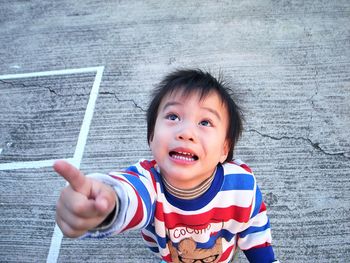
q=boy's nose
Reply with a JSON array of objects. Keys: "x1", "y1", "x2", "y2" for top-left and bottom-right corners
[
  {"x1": 176, "y1": 123, "x2": 196, "y2": 142},
  {"x1": 178, "y1": 134, "x2": 194, "y2": 142}
]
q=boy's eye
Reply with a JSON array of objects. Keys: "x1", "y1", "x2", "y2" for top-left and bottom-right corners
[
  {"x1": 199, "y1": 120, "x2": 212, "y2": 127},
  {"x1": 166, "y1": 114, "x2": 180, "y2": 121}
]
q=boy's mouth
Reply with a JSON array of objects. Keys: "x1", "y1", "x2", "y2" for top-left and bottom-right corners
[{"x1": 169, "y1": 151, "x2": 199, "y2": 162}]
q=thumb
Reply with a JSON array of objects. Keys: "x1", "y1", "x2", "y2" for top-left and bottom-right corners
[
  {"x1": 94, "y1": 196, "x2": 110, "y2": 214},
  {"x1": 91, "y1": 182, "x2": 117, "y2": 215},
  {"x1": 53, "y1": 160, "x2": 91, "y2": 196}
]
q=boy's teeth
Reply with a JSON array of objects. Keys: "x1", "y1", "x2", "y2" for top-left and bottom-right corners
[
  {"x1": 173, "y1": 154, "x2": 194, "y2": 161},
  {"x1": 178, "y1": 151, "x2": 194, "y2": 156},
  {"x1": 170, "y1": 151, "x2": 198, "y2": 161}
]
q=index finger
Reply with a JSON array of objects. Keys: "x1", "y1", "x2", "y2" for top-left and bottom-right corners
[{"x1": 53, "y1": 160, "x2": 89, "y2": 195}]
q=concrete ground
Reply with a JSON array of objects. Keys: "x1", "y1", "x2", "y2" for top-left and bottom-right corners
[{"x1": 0, "y1": 1, "x2": 349, "y2": 262}]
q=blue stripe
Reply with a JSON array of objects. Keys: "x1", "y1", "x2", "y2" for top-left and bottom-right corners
[
  {"x1": 126, "y1": 165, "x2": 143, "y2": 176},
  {"x1": 157, "y1": 235, "x2": 168, "y2": 249},
  {"x1": 221, "y1": 173, "x2": 255, "y2": 191},
  {"x1": 251, "y1": 186, "x2": 262, "y2": 218},
  {"x1": 243, "y1": 246, "x2": 275, "y2": 263},
  {"x1": 164, "y1": 165, "x2": 224, "y2": 211},
  {"x1": 195, "y1": 230, "x2": 236, "y2": 249},
  {"x1": 144, "y1": 224, "x2": 168, "y2": 249},
  {"x1": 239, "y1": 219, "x2": 270, "y2": 238},
  {"x1": 148, "y1": 246, "x2": 159, "y2": 253},
  {"x1": 118, "y1": 171, "x2": 153, "y2": 223}
]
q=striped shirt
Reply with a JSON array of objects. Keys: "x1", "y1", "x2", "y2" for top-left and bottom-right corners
[{"x1": 85, "y1": 159, "x2": 276, "y2": 263}]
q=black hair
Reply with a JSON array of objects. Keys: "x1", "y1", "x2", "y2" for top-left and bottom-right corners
[{"x1": 146, "y1": 68, "x2": 243, "y2": 163}]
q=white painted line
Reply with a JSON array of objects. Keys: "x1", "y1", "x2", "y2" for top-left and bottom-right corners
[
  {"x1": 0, "y1": 66, "x2": 105, "y2": 171},
  {"x1": 73, "y1": 66, "x2": 104, "y2": 165},
  {"x1": 0, "y1": 158, "x2": 74, "y2": 171},
  {"x1": 47, "y1": 225, "x2": 64, "y2": 263},
  {"x1": 0, "y1": 66, "x2": 103, "y2": 80},
  {"x1": 0, "y1": 66, "x2": 104, "y2": 262},
  {"x1": 46, "y1": 66, "x2": 104, "y2": 263}
]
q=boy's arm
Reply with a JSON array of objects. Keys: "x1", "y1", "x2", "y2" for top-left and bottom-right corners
[
  {"x1": 83, "y1": 162, "x2": 157, "y2": 238},
  {"x1": 54, "y1": 160, "x2": 117, "y2": 238},
  {"x1": 238, "y1": 185, "x2": 278, "y2": 263}
]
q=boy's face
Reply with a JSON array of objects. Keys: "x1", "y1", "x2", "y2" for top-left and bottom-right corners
[{"x1": 150, "y1": 89, "x2": 229, "y2": 190}]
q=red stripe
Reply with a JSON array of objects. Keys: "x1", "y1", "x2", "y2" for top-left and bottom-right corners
[
  {"x1": 219, "y1": 245, "x2": 235, "y2": 261},
  {"x1": 126, "y1": 171, "x2": 140, "y2": 178},
  {"x1": 240, "y1": 163, "x2": 252, "y2": 173},
  {"x1": 228, "y1": 160, "x2": 253, "y2": 174},
  {"x1": 123, "y1": 189, "x2": 144, "y2": 230},
  {"x1": 248, "y1": 242, "x2": 271, "y2": 250},
  {"x1": 259, "y1": 201, "x2": 267, "y2": 213},
  {"x1": 110, "y1": 177, "x2": 144, "y2": 231},
  {"x1": 162, "y1": 254, "x2": 172, "y2": 262},
  {"x1": 140, "y1": 160, "x2": 158, "y2": 192},
  {"x1": 155, "y1": 202, "x2": 252, "y2": 229},
  {"x1": 141, "y1": 232, "x2": 156, "y2": 243},
  {"x1": 155, "y1": 201, "x2": 165, "y2": 221}
]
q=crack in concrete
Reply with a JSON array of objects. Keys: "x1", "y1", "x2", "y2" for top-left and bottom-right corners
[
  {"x1": 246, "y1": 128, "x2": 350, "y2": 159},
  {"x1": 100, "y1": 91, "x2": 146, "y2": 112},
  {"x1": 246, "y1": 66, "x2": 350, "y2": 159},
  {"x1": 0, "y1": 79, "x2": 90, "y2": 97},
  {"x1": 0, "y1": 79, "x2": 61, "y2": 96},
  {"x1": 46, "y1": 86, "x2": 58, "y2": 95},
  {"x1": 306, "y1": 66, "x2": 319, "y2": 138}
]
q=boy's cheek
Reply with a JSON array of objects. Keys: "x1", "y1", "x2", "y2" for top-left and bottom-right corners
[{"x1": 149, "y1": 138, "x2": 158, "y2": 155}]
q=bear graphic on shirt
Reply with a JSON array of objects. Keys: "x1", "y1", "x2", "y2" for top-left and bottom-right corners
[{"x1": 168, "y1": 237, "x2": 223, "y2": 263}]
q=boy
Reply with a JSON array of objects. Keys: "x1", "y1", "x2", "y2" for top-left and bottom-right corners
[{"x1": 54, "y1": 69, "x2": 279, "y2": 262}]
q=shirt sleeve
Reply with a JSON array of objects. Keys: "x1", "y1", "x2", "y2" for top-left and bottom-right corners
[
  {"x1": 237, "y1": 183, "x2": 277, "y2": 263},
  {"x1": 244, "y1": 246, "x2": 278, "y2": 263},
  {"x1": 82, "y1": 161, "x2": 157, "y2": 238}
]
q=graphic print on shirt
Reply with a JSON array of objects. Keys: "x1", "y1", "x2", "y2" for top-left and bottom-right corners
[
  {"x1": 168, "y1": 237, "x2": 223, "y2": 263},
  {"x1": 165, "y1": 220, "x2": 225, "y2": 263}
]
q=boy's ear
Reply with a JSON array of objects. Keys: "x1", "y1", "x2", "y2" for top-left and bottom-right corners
[
  {"x1": 149, "y1": 135, "x2": 156, "y2": 151},
  {"x1": 220, "y1": 140, "x2": 230, "y2": 163},
  {"x1": 148, "y1": 133, "x2": 154, "y2": 145}
]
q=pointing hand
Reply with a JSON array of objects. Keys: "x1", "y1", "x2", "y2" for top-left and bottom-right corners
[{"x1": 54, "y1": 160, "x2": 116, "y2": 238}]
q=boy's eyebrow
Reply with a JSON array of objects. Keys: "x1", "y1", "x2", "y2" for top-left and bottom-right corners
[
  {"x1": 162, "y1": 101, "x2": 183, "y2": 111},
  {"x1": 201, "y1": 107, "x2": 222, "y2": 121},
  {"x1": 162, "y1": 101, "x2": 222, "y2": 121}
]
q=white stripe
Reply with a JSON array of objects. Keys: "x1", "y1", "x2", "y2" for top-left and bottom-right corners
[
  {"x1": 238, "y1": 228, "x2": 272, "y2": 250},
  {"x1": 154, "y1": 217, "x2": 167, "y2": 238},
  {"x1": 135, "y1": 162, "x2": 158, "y2": 202},
  {"x1": 108, "y1": 170, "x2": 156, "y2": 230},
  {"x1": 46, "y1": 66, "x2": 104, "y2": 263},
  {"x1": 222, "y1": 210, "x2": 268, "y2": 232},
  {"x1": 248, "y1": 210, "x2": 268, "y2": 227},
  {"x1": 222, "y1": 160, "x2": 254, "y2": 175},
  {"x1": 157, "y1": 187, "x2": 254, "y2": 215},
  {"x1": 121, "y1": 182, "x2": 140, "y2": 228},
  {"x1": 222, "y1": 219, "x2": 247, "y2": 234},
  {"x1": 141, "y1": 228, "x2": 158, "y2": 243}
]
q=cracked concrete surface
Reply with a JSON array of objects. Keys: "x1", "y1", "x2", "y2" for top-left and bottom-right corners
[
  {"x1": 247, "y1": 128, "x2": 350, "y2": 158},
  {"x1": 0, "y1": 1, "x2": 349, "y2": 262},
  {"x1": 99, "y1": 91, "x2": 147, "y2": 112}
]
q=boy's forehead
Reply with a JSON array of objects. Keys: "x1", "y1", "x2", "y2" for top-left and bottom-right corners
[
  {"x1": 158, "y1": 88, "x2": 228, "y2": 118},
  {"x1": 161, "y1": 88, "x2": 220, "y2": 104}
]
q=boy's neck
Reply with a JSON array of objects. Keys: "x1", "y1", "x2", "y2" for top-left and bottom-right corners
[{"x1": 161, "y1": 168, "x2": 217, "y2": 200}]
